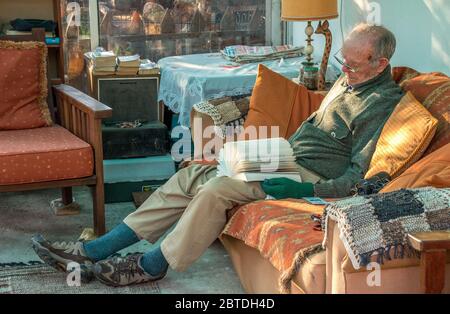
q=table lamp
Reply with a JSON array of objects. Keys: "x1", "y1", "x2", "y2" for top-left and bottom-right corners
[{"x1": 281, "y1": 0, "x2": 338, "y2": 90}]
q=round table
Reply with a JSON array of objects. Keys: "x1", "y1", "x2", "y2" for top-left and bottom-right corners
[{"x1": 157, "y1": 52, "x2": 305, "y2": 127}]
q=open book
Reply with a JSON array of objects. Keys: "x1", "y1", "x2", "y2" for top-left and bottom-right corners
[{"x1": 216, "y1": 137, "x2": 302, "y2": 182}]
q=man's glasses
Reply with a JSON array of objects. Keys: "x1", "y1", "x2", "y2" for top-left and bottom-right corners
[{"x1": 333, "y1": 49, "x2": 357, "y2": 73}]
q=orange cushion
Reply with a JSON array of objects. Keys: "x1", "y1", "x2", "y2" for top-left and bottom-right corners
[
  {"x1": 380, "y1": 143, "x2": 450, "y2": 193},
  {"x1": 0, "y1": 41, "x2": 52, "y2": 130},
  {"x1": 240, "y1": 64, "x2": 324, "y2": 140},
  {"x1": 0, "y1": 125, "x2": 93, "y2": 185},
  {"x1": 287, "y1": 83, "x2": 325, "y2": 139},
  {"x1": 392, "y1": 66, "x2": 450, "y2": 155},
  {"x1": 365, "y1": 91, "x2": 438, "y2": 179}
]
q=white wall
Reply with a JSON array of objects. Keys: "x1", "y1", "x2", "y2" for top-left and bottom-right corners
[{"x1": 292, "y1": 0, "x2": 450, "y2": 75}]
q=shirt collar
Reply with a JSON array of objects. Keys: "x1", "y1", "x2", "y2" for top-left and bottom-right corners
[{"x1": 341, "y1": 65, "x2": 393, "y2": 94}]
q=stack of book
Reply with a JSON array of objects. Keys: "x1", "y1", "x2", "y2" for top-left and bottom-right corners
[
  {"x1": 84, "y1": 50, "x2": 117, "y2": 75},
  {"x1": 138, "y1": 59, "x2": 159, "y2": 75},
  {"x1": 216, "y1": 137, "x2": 302, "y2": 182},
  {"x1": 116, "y1": 54, "x2": 140, "y2": 75}
]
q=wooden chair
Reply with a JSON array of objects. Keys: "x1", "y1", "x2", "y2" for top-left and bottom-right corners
[{"x1": 0, "y1": 28, "x2": 112, "y2": 235}]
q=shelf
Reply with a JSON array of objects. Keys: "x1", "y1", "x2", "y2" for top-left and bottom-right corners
[{"x1": 102, "y1": 30, "x2": 263, "y2": 42}]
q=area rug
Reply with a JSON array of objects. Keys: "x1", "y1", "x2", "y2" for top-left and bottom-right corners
[{"x1": 0, "y1": 261, "x2": 160, "y2": 294}]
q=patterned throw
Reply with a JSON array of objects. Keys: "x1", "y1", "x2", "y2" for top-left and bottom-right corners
[
  {"x1": 221, "y1": 45, "x2": 303, "y2": 63},
  {"x1": 222, "y1": 199, "x2": 326, "y2": 293},
  {"x1": 322, "y1": 187, "x2": 450, "y2": 270}
]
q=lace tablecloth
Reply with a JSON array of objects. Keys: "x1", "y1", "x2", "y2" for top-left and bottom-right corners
[{"x1": 158, "y1": 53, "x2": 304, "y2": 127}]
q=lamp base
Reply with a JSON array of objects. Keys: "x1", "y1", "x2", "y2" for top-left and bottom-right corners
[{"x1": 304, "y1": 21, "x2": 315, "y2": 64}]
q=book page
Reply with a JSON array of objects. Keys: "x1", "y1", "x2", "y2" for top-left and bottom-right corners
[{"x1": 217, "y1": 137, "x2": 299, "y2": 179}]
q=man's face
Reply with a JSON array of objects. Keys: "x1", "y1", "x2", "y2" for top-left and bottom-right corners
[{"x1": 340, "y1": 40, "x2": 382, "y2": 86}]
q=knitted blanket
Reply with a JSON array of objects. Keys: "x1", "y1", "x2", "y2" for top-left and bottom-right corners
[
  {"x1": 193, "y1": 96, "x2": 250, "y2": 139},
  {"x1": 322, "y1": 187, "x2": 450, "y2": 270}
]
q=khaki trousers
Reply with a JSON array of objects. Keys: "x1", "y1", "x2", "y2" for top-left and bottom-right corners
[{"x1": 123, "y1": 163, "x2": 322, "y2": 271}]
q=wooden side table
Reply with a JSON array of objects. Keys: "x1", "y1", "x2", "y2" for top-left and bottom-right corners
[{"x1": 408, "y1": 231, "x2": 450, "y2": 294}]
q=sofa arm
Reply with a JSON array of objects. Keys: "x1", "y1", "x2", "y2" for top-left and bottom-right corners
[
  {"x1": 324, "y1": 219, "x2": 351, "y2": 293},
  {"x1": 408, "y1": 231, "x2": 450, "y2": 293}
]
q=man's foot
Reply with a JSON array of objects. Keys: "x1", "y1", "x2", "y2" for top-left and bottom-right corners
[
  {"x1": 93, "y1": 253, "x2": 167, "y2": 287},
  {"x1": 31, "y1": 234, "x2": 94, "y2": 283}
]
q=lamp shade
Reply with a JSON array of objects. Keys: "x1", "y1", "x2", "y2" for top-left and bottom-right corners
[{"x1": 281, "y1": 0, "x2": 338, "y2": 21}]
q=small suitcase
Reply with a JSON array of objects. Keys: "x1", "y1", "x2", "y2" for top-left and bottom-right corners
[{"x1": 102, "y1": 120, "x2": 169, "y2": 159}]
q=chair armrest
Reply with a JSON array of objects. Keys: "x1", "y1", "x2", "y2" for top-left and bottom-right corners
[
  {"x1": 53, "y1": 84, "x2": 112, "y2": 120},
  {"x1": 52, "y1": 84, "x2": 112, "y2": 179}
]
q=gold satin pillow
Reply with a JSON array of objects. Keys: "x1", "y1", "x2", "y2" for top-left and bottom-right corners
[{"x1": 365, "y1": 91, "x2": 438, "y2": 179}]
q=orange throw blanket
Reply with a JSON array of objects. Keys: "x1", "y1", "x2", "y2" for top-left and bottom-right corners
[{"x1": 222, "y1": 199, "x2": 327, "y2": 293}]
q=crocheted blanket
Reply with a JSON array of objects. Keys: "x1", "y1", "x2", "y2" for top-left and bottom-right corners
[
  {"x1": 322, "y1": 187, "x2": 450, "y2": 270},
  {"x1": 193, "y1": 96, "x2": 250, "y2": 139},
  {"x1": 222, "y1": 199, "x2": 326, "y2": 293}
]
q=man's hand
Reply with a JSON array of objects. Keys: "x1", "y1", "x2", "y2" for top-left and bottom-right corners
[{"x1": 261, "y1": 178, "x2": 314, "y2": 200}]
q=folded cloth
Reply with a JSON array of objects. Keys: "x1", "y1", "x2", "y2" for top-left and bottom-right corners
[
  {"x1": 10, "y1": 18, "x2": 57, "y2": 33},
  {"x1": 322, "y1": 187, "x2": 450, "y2": 270}
]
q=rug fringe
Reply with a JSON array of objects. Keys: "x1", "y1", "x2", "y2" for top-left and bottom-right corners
[{"x1": 278, "y1": 244, "x2": 324, "y2": 294}]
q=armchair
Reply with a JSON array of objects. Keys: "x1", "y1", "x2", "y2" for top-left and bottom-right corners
[{"x1": 0, "y1": 29, "x2": 112, "y2": 235}]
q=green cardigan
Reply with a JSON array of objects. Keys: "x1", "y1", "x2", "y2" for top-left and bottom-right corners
[{"x1": 288, "y1": 66, "x2": 404, "y2": 198}]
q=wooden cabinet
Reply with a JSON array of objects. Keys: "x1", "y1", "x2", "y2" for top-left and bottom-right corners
[{"x1": 85, "y1": 68, "x2": 164, "y2": 124}]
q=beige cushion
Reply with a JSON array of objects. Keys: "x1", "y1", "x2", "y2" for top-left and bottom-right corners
[{"x1": 365, "y1": 91, "x2": 438, "y2": 179}]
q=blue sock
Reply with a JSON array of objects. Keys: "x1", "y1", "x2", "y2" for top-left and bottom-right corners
[
  {"x1": 140, "y1": 245, "x2": 169, "y2": 277},
  {"x1": 83, "y1": 223, "x2": 140, "y2": 262}
]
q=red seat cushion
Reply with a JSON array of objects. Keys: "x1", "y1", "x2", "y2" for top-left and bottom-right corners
[{"x1": 0, "y1": 125, "x2": 93, "y2": 185}]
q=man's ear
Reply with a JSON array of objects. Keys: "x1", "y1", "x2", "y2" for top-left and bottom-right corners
[{"x1": 377, "y1": 58, "x2": 389, "y2": 73}]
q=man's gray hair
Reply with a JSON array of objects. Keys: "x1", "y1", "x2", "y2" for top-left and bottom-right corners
[{"x1": 349, "y1": 23, "x2": 397, "y2": 60}]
